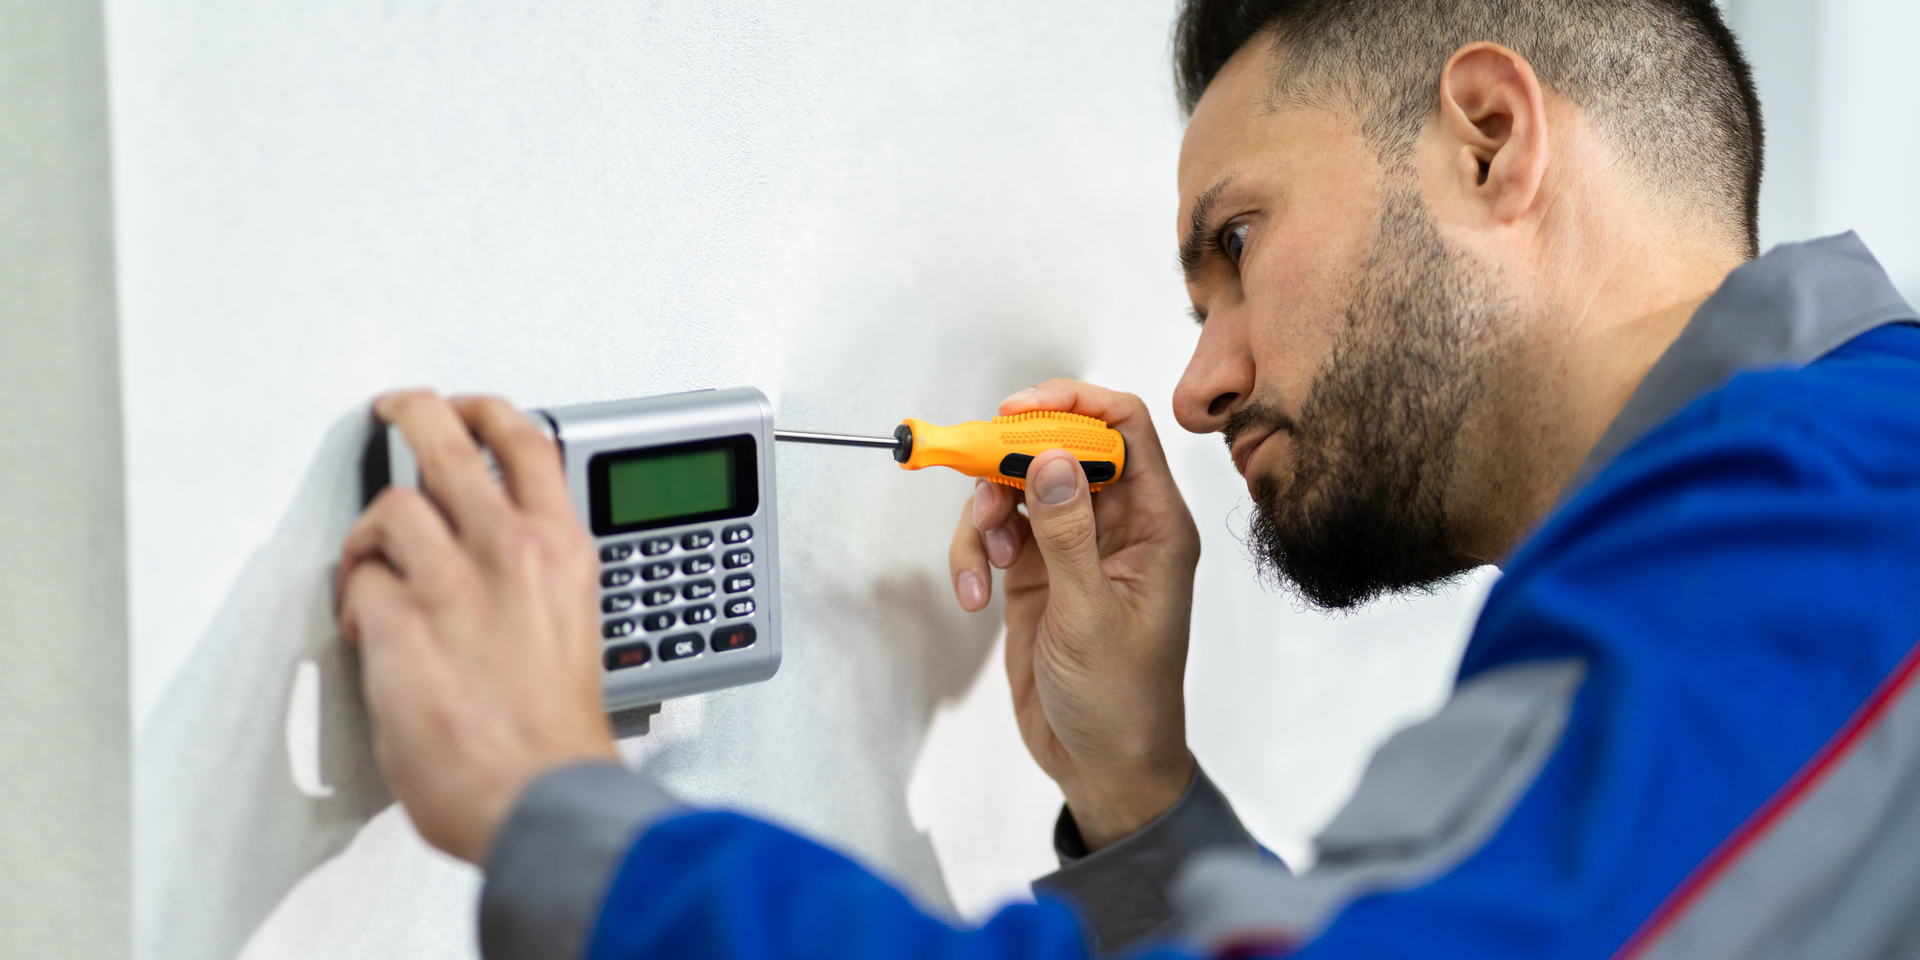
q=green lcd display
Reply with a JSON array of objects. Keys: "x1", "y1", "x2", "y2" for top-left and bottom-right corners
[
  {"x1": 587, "y1": 434, "x2": 758, "y2": 535},
  {"x1": 605, "y1": 448, "x2": 734, "y2": 527}
]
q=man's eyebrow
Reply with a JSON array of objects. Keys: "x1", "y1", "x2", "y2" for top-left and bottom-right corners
[{"x1": 1179, "y1": 176, "x2": 1234, "y2": 284}]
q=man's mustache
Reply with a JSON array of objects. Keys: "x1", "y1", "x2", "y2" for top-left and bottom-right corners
[{"x1": 1222, "y1": 399, "x2": 1298, "y2": 452}]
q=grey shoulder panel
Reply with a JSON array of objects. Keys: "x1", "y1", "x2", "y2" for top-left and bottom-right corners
[
  {"x1": 1173, "y1": 658, "x2": 1586, "y2": 953},
  {"x1": 1636, "y1": 660, "x2": 1920, "y2": 960},
  {"x1": 1031, "y1": 764, "x2": 1268, "y2": 955},
  {"x1": 479, "y1": 761, "x2": 684, "y2": 960}
]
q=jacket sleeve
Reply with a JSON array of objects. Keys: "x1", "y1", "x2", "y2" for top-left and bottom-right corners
[
  {"x1": 1031, "y1": 764, "x2": 1274, "y2": 954},
  {"x1": 479, "y1": 762, "x2": 1203, "y2": 960}
]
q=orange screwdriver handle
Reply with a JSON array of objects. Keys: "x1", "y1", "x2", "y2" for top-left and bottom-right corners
[{"x1": 897, "y1": 411, "x2": 1127, "y2": 492}]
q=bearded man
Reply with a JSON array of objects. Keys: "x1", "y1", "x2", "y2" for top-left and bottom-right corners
[{"x1": 338, "y1": 0, "x2": 1920, "y2": 957}]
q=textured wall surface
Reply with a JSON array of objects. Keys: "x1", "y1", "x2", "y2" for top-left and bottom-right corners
[
  {"x1": 0, "y1": 0, "x2": 131, "y2": 955},
  {"x1": 106, "y1": 2, "x2": 1488, "y2": 958}
]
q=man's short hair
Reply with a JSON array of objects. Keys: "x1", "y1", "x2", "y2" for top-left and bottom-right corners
[{"x1": 1174, "y1": 0, "x2": 1763, "y2": 257}]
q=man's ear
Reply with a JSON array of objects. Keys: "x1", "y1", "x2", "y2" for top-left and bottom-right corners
[{"x1": 1438, "y1": 42, "x2": 1550, "y2": 224}]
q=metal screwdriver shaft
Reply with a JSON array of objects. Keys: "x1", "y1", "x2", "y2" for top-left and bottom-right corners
[{"x1": 773, "y1": 430, "x2": 900, "y2": 449}]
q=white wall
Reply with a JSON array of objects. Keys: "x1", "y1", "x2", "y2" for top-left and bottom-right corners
[
  {"x1": 1726, "y1": 0, "x2": 1920, "y2": 299},
  {"x1": 0, "y1": 0, "x2": 129, "y2": 955},
  {"x1": 101, "y1": 2, "x2": 1514, "y2": 958}
]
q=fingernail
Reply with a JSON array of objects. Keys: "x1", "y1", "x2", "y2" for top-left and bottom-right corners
[
  {"x1": 1001, "y1": 387, "x2": 1038, "y2": 407},
  {"x1": 973, "y1": 480, "x2": 992, "y2": 527},
  {"x1": 984, "y1": 524, "x2": 1016, "y2": 567},
  {"x1": 1034, "y1": 457, "x2": 1078, "y2": 505},
  {"x1": 958, "y1": 570, "x2": 986, "y2": 610}
]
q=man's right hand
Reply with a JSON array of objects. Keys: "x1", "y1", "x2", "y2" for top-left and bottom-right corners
[{"x1": 948, "y1": 379, "x2": 1201, "y2": 851}]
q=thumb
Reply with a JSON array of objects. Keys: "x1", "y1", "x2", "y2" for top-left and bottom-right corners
[{"x1": 1024, "y1": 450, "x2": 1110, "y2": 613}]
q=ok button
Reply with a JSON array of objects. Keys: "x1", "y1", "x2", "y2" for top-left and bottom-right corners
[{"x1": 658, "y1": 633, "x2": 705, "y2": 661}]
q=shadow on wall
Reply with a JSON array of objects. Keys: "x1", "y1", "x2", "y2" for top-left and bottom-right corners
[
  {"x1": 137, "y1": 407, "x2": 1014, "y2": 958},
  {"x1": 136, "y1": 412, "x2": 390, "y2": 960}
]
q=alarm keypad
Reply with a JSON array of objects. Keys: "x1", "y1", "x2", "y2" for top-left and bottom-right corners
[{"x1": 598, "y1": 523, "x2": 763, "y2": 672}]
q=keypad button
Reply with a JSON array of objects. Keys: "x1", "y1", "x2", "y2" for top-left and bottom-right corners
[
  {"x1": 640, "y1": 562, "x2": 674, "y2": 581},
  {"x1": 601, "y1": 567, "x2": 635, "y2": 588},
  {"x1": 681, "y1": 556, "x2": 715, "y2": 576},
  {"x1": 723, "y1": 549, "x2": 753, "y2": 569},
  {"x1": 603, "y1": 619, "x2": 636, "y2": 639},
  {"x1": 659, "y1": 633, "x2": 705, "y2": 661},
  {"x1": 641, "y1": 588, "x2": 676, "y2": 607},
  {"x1": 711, "y1": 624, "x2": 756, "y2": 652},
  {"x1": 682, "y1": 580, "x2": 716, "y2": 600},
  {"x1": 722, "y1": 524, "x2": 753, "y2": 544},
  {"x1": 724, "y1": 598, "x2": 755, "y2": 618},
  {"x1": 724, "y1": 574, "x2": 754, "y2": 594},
  {"x1": 602, "y1": 593, "x2": 636, "y2": 614},
  {"x1": 600, "y1": 543, "x2": 634, "y2": 563},
  {"x1": 683, "y1": 604, "x2": 716, "y2": 625},
  {"x1": 603, "y1": 641, "x2": 651, "y2": 671},
  {"x1": 642, "y1": 612, "x2": 677, "y2": 632},
  {"x1": 641, "y1": 537, "x2": 674, "y2": 556},
  {"x1": 681, "y1": 530, "x2": 714, "y2": 550}
]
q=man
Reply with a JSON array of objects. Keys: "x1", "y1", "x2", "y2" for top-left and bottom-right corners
[{"x1": 338, "y1": 0, "x2": 1920, "y2": 957}]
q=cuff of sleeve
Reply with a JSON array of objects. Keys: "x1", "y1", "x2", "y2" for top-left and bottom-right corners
[
  {"x1": 1031, "y1": 764, "x2": 1267, "y2": 955},
  {"x1": 479, "y1": 761, "x2": 683, "y2": 960}
]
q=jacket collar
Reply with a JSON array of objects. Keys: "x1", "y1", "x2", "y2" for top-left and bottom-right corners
[{"x1": 1562, "y1": 231, "x2": 1917, "y2": 499}]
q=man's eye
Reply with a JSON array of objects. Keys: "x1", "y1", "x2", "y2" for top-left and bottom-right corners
[{"x1": 1225, "y1": 224, "x2": 1249, "y2": 264}]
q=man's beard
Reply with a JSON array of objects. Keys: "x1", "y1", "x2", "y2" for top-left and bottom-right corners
[{"x1": 1232, "y1": 186, "x2": 1509, "y2": 611}]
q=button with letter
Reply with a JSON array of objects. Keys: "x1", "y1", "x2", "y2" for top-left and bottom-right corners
[
  {"x1": 682, "y1": 581, "x2": 715, "y2": 600},
  {"x1": 659, "y1": 633, "x2": 705, "y2": 661},
  {"x1": 724, "y1": 574, "x2": 754, "y2": 594},
  {"x1": 602, "y1": 593, "x2": 636, "y2": 614},
  {"x1": 642, "y1": 612, "x2": 677, "y2": 632},
  {"x1": 603, "y1": 618, "x2": 636, "y2": 639},
  {"x1": 681, "y1": 530, "x2": 714, "y2": 550},
  {"x1": 723, "y1": 549, "x2": 753, "y2": 569},
  {"x1": 601, "y1": 568, "x2": 635, "y2": 588},
  {"x1": 683, "y1": 604, "x2": 716, "y2": 625},
  {"x1": 640, "y1": 562, "x2": 673, "y2": 581},
  {"x1": 600, "y1": 543, "x2": 634, "y2": 563},
  {"x1": 724, "y1": 598, "x2": 755, "y2": 619},
  {"x1": 681, "y1": 556, "x2": 715, "y2": 576},
  {"x1": 603, "y1": 641, "x2": 651, "y2": 671},
  {"x1": 711, "y1": 624, "x2": 756, "y2": 652},
  {"x1": 641, "y1": 588, "x2": 675, "y2": 607},
  {"x1": 641, "y1": 537, "x2": 674, "y2": 556},
  {"x1": 722, "y1": 525, "x2": 752, "y2": 545}
]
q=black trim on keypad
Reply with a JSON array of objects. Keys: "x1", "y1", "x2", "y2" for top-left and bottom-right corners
[
  {"x1": 683, "y1": 581, "x2": 715, "y2": 600},
  {"x1": 723, "y1": 574, "x2": 754, "y2": 594},
  {"x1": 722, "y1": 524, "x2": 752, "y2": 544},
  {"x1": 603, "y1": 619, "x2": 636, "y2": 639},
  {"x1": 681, "y1": 556, "x2": 715, "y2": 575},
  {"x1": 723, "y1": 549, "x2": 753, "y2": 569},
  {"x1": 601, "y1": 568, "x2": 635, "y2": 588},
  {"x1": 642, "y1": 612, "x2": 677, "y2": 632}
]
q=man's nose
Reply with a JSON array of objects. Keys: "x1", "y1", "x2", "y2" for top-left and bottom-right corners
[{"x1": 1172, "y1": 311, "x2": 1254, "y2": 435}]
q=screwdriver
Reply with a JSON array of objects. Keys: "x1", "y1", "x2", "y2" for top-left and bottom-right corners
[{"x1": 775, "y1": 412, "x2": 1127, "y2": 491}]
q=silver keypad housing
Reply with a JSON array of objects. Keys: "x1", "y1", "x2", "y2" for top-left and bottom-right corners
[{"x1": 379, "y1": 387, "x2": 781, "y2": 712}]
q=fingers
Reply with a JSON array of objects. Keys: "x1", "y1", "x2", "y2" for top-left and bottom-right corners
[
  {"x1": 1021, "y1": 449, "x2": 1111, "y2": 616},
  {"x1": 951, "y1": 481, "x2": 1035, "y2": 612},
  {"x1": 451, "y1": 396, "x2": 570, "y2": 520},
  {"x1": 341, "y1": 487, "x2": 468, "y2": 603},
  {"x1": 950, "y1": 497, "x2": 992, "y2": 612},
  {"x1": 375, "y1": 390, "x2": 512, "y2": 540}
]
